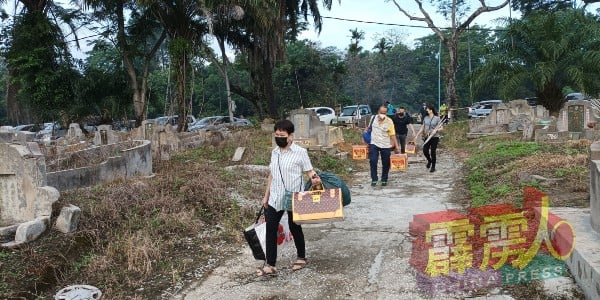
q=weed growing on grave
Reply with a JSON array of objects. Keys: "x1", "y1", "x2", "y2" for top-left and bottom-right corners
[
  {"x1": 446, "y1": 122, "x2": 591, "y2": 208},
  {"x1": 0, "y1": 127, "x2": 364, "y2": 298}
]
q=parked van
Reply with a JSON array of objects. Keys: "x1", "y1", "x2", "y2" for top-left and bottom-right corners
[{"x1": 335, "y1": 104, "x2": 372, "y2": 125}]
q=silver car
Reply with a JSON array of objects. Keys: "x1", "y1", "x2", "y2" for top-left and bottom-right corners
[{"x1": 188, "y1": 116, "x2": 252, "y2": 131}]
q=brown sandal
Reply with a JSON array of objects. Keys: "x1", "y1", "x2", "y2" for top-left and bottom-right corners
[
  {"x1": 292, "y1": 259, "x2": 307, "y2": 271},
  {"x1": 256, "y1": 265, "x2": 278, "y2": 277}
]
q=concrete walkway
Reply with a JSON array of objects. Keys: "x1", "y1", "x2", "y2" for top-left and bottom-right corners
[{"x1": 172, "y1": 147, "x2": 581, "y2": 299}]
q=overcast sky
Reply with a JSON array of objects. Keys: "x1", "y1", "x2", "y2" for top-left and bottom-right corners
[
  {"x1": 297, "y1": 0, "x2": 600, "y2": 51},
  {"x1": 4, "y1": 0, "x2": 599, "y2": 59},
  {"x1": 297, "y1": 0, "x2": 516, "y2": 51}
]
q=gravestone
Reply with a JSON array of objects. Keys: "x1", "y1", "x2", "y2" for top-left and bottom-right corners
[
  {"x1": 289, "y1": 108, "x2": 323, "y2": 147},
  {"x1": 0, "y1": 143, "x2": 59, "y2": 227},
  {"x1": 287, "y1": 109, "x2": 343, "y2": 149},
  {"x1": 93, "y1": 125, "x2": 119, "y2": 145},
  {"x1": 535, "y1": 105, "x2": 550, "y2": 119},
  {"x1": 568, "y1": 105, "x2": 585, "y2": 133},
  {"x1": 495, "y1": 107, "x2": 510, "y2": 125},
  {"x1": 557, "y1": 100, "x2": 592, "y2": 133},
  {"x1": 66, "y1": 123, "x2": 84, "y2": 143},
  {"x1": 135, "y1": 119, "x2": 181, "y2": 160}
]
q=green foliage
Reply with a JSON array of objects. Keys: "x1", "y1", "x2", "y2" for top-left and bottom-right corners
[
  {"x1": 274, "y1": 40, "x2": 346, "y2": 115},
  {"x1": 465, "y1": 142, "x2": 543, "y2": 169},
  {"x1": 0, "y1": 60, "x2": 6, "y2": 125},
  {"x1": 73, "y1": 252, "x2": 95, "y2": 273},
  {"x1": 511, "y1": 0, "x2": 575, "y2": 16},
  {"x1": 474, "y1": 8, "x2": 600, "y2": 113},
  {"x1": 79, "y1": 41, "x2": 130, "y2": 123},
  {"x1": 3, "y1": 9, "x2": 81, "y2": 124},
  {"x1": 554, "y1": 166, "x2": 587, "y2": 181},
  {"x1": 309, "y1": 152, "x2": 352, "y2": 175}
]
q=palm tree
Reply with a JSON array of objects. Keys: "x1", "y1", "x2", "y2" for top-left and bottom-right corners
[
  {"x1": 474, "y1": 9, "x2": 600, "y2": 115},
  {"x1": 372, "y1": 37, "x2": 392, "y2": 56},
  {"x1": 209, "y1": 0, "x2": 334, "y2": 118},
  {"x1": 348, "y1": 28, "x2": 364, "y2": 57},
  {"x1": 138, "y1": 0, "x2": 209, "y2": 131}
]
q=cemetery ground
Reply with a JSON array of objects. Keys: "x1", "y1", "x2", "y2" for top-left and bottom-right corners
[{"x1": 0, "y1": 122, "x2": 590, "y2": 299}]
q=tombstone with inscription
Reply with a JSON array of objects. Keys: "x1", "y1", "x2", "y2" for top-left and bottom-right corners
[
  {"x1": 286, "y1": 109, "x2": 344, "y2": 150},
  {"x1": 0, "y1": 142, "x2": 59, "y2": 245},
  {"x1": 557, "y1": 100, "x2": 592, "y2": 134},
  {"x1": 93, "y1": 125, "x2": 119, "y2": 145},
  {"x1": 289, "y1": 108, "x2": 323, "y2": 147}
]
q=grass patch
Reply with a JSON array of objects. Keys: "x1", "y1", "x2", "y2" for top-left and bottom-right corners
[
  {"x1": 0, "y1": 127, "x2": 359, "y2": 298},
  {"x1": 445, "y1": 121, "x2": 590, "y2": 208}
]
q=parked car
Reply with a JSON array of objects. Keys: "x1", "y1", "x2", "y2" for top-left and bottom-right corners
[
  {"x1": 188, "y1": 116, "x2": 252, "y2": 131},
  {"x1": 14, "y1": 124, "x2": 42, "y2": 132},
  {"x1": 156, "y1": 115, "x2": 197, "y2": 127},
  {"x1": 34, "y1": 122, "x2": 64, "y2": 142},
  {"x1": 565, "y1": 92, "x2": 586, "y2": 101},
  {"x1": 306, "y1": 107, "x2": 337, "y2": 125},
  {"x1": 526, "y1": 97, "x2": 539, "y2": 106},
  {"x1": 335, "y1": 104, "x2": 372, "y2": 125},
  {"x1": 468, "y1": 100, "x2": 503, "y2": 118}
]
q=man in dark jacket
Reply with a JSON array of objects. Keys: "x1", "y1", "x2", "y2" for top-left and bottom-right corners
[{"x1": 391, "y1": 107, "x2": 416, "y2": 154}]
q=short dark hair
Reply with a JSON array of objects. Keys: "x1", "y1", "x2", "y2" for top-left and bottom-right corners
[
  {"x1": 385, "y1": 101, "x2": 390, "y2": 104},
  {"x1": 274, "y1": 119, "x2": 294, "y2": 134}
]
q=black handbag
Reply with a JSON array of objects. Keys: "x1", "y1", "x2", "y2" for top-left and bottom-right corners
[{"x1": 243, "y1": 207, "x2": 266, "y2": 260}]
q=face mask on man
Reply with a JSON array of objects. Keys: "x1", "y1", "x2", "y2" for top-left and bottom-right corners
[
  {"x1": 275, "y1": 136, "x2": 289, "y2": 148},
  {"x1": 378, "y1": 114, "x2": 386, "y2": 120},
  {"x1": 398, "y1": 112, "x2": 405, "y2": 117}
]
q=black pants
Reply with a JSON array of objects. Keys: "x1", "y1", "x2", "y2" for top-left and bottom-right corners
[
  {"x1": 423, "y1": 137, "x2": 440, "y2": 166},
  {"x1": 265, "y1": 205, "x2": 305, "y2": 266},
  {"x1": 396, "y1": 134, "x2": 407, "y2": 154}
]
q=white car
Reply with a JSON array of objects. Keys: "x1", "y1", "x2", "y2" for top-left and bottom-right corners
[
  {"x1": 306, "y1": 107, "x2": 337, "y2": 125},
  {"x1": 468, "y1": 100, "x2": 503, "y2": 118},
  {"x1": 335, "y1": 105, "x2": 372, "y2": 125}
]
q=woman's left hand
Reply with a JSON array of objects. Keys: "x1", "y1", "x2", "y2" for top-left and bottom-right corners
[{"x1": 311, "y1": 175, "x2": 321, "y2": 186}]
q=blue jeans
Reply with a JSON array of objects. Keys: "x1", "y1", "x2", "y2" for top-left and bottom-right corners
[{"x1": 369, "y1": 144, "x2": 391, "y2": 182}]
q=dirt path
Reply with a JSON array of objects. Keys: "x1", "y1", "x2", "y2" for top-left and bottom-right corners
[{"x1": 172, "y1": 148, "x2": 470, "y2": 300}]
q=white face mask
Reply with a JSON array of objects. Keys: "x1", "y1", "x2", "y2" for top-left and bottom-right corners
[{"x1": 378, "y1": 114, "x2": 386, "y2": 119}]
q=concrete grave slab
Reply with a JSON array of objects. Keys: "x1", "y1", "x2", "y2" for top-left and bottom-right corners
[
  {"x1": 54, "y1": 204, "x2": 82, "y2": 234},
  {"x1": 14, "y1": 218, "x2": 47, "y2": 243},
  {"x1": 231, "y1": 147, "x2": 246, "y2": 162},
  {"x1": 0, "y1": 143, "x2": 59, "y2": 226},
  {"x1": 551, "y1": 208, "x2": 600, "y2": 300}
]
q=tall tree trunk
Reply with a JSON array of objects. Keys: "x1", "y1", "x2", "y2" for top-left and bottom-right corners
[
  {"x1": 116, "y1": 2, "x2": 166, "y2": 127},
  {"x1": 262, "y1": 61, "x2": 277, "y2": 118},
  {"x1": 174, "y1": 52, "x2": 190, "y2": 132},
  {"x1": 445, "y1": 36, "x2": 459, "y2": 111},
  {"x1": 538, "y1": 83, "x2": 563, "y2": 116},
  {"x1": 5, "y1": 68, "x2": 24, "y2": 124},
  {"x1": 218, "y1": 39, "x2": 234, "y2": 123}
]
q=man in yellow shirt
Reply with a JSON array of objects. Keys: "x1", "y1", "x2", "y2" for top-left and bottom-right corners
[{"x1": 368, "y1": 105, "x2": 400, "y2": 186}]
